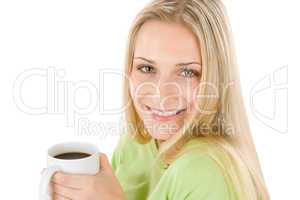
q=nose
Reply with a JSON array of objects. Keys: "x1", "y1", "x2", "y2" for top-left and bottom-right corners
[
  {"x1": 152, "y1": 76, "x2": 184, "y2": 110},
  {"x1": 158, "y1": 79, "x2": 178, "y2": 97}
]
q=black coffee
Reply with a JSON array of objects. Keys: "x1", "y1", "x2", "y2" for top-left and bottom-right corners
[{"x1": 54, "y1": 152, "x2": 91, "y2": 160}]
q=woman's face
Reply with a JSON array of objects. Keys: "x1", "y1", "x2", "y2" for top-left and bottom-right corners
[{"x1": 129, "y1": 20, "x2": 202, "y2": 141}]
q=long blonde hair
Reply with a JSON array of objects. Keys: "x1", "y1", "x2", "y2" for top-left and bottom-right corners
[{"x1": 122, "y1": 0, "x2": 269, "y2": 199}]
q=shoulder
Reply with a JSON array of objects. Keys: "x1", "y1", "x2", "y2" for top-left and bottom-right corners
[
  {"x1": 111, "y1": 132, "x2": 153, "y2": 170},
  {"x1": 111, "y1": 133, "x2": 132, "y2": 171},
  {"x1": 113, "y1": 132, "x2": 150, "y2": 156},
  {"x1": 160, "y1": 139, "x2": 236, "y2": 199}
]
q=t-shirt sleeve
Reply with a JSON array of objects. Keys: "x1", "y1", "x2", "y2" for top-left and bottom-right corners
[
  {"x1": 111, "y1": 146, "x2": 119, "y2": 172},
  {"x1": 148, "y1": 153, "x2": 234, "y2": 200},
  {"x1": 110, "y1": 133, "x2": 127, "y2": 172}
]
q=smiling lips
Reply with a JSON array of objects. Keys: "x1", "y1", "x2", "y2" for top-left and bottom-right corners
[{"x1": 145, "y1": 105, "x2": 186, "y2": 122}]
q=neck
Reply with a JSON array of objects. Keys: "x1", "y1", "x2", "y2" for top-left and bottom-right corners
[{"x1": 155, "y1": 139, "x2": 164, "y2": 150}]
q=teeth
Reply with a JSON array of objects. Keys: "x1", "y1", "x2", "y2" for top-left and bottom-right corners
[
  {"x1": 145, "y1": 105, "x2": 186, "y2": 117},
  {"x1": 148, "y1": 107, "x2": 185, "y2": 117},
  {"x1": 152, "y1": 109, "x2": 177, "y2": 117}
]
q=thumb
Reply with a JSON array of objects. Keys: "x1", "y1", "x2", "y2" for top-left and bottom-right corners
[{"x1": 99, "y1": 152, "x2": 113, "y2": 172}]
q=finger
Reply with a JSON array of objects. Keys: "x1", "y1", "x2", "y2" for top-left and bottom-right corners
[
  {"x1": 51, "y1": 182, "x2": 80, "y2": 199},
  {"x1": 99, "y1": 152, "x2": 113, "y2": 172},
  {"x1": 52, "y1": 171, "x2": 90, "y2": 189},
  {"x1": 53, "y1": 192, "x2": 72, "y2": 200}
]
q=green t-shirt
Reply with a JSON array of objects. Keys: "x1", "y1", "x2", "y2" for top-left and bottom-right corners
[{"x1": 111, "y1": 133, "x2": 238, "y2": 200}]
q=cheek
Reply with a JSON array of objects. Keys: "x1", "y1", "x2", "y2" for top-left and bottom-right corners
[
  {"x1": 129, "y1": 75, "x2": 154, "y2": 115},
  {"x1": 129, "y1": 71, "x2": 155, "y2": 94},
  {"x1": 129, "y1": 72, "x2": 143, "y2": 100},
  {"x1": 130, "y1": 69, "x2": 146, "y2": 83},
  {"x1": 179, "y1": 79, "x2": 200, "y2": 110}
]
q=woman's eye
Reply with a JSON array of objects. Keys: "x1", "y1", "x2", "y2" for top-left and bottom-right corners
[
  {"x1": 180, "y1": 68, "x2": 200, "y2": 78},
  {"x1": 137, "y1": 65, "x2": 156, "y2": 73}
]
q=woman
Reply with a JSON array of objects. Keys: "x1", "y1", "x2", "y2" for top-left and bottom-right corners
[{"x1": 51, "y1": 0, "x2": 270, "y2": 199}]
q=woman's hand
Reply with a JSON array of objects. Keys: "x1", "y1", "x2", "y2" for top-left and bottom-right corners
[{"x1": 51, "y1": 153, "x2": 125, "y2": 200}]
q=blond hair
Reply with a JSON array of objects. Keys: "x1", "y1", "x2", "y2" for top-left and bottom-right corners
[{"x1": 122, "y1": 0, "x2": 269, "y2": 199}]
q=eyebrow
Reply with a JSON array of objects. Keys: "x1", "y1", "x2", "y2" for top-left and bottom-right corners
[{"x1": 134, "y1": 57, "x2": 202, "y2": 67}]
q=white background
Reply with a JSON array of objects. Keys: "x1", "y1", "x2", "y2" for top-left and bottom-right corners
[{"x1": 0, "y1": 0, "x2": 298, "y2": 199}]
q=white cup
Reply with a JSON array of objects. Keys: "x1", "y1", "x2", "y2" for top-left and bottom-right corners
[{"x1": 39, "y1": 142, "x2": 100, "y2": 200}]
